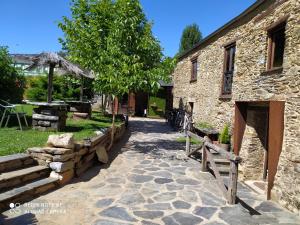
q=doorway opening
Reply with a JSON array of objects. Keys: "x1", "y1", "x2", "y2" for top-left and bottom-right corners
[{"x1": 234, "y1": 101, "x2": 284, "y2": 199}]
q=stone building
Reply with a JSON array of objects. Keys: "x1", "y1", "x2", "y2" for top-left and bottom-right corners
[{"x1": 172, "y1": 0, "x2": 299, "y2": 213}]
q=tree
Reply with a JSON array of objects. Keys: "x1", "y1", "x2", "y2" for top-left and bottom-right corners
[
  {"x1": 0, "y1": 47, "x2": 25, "y2": 103},
  {"x1": 59, "y1": 0, "x2": 175, "y2": 147},
  {"x1": 178, "y1": 23, "x2": 202, "y2": 55}
]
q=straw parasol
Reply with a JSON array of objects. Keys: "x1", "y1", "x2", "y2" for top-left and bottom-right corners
[{"x1": 27, "y1": 52, "x2": 94, "y2": 103}]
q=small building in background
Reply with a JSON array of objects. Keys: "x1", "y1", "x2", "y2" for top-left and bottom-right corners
[{"x1": 11, "y1": 54, "x2": 49, "y2": 76}]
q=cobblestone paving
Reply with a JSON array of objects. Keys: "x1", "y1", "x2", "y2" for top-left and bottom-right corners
[{"x1": 1, "y1": 118, "x2": 300, "y2": 225}]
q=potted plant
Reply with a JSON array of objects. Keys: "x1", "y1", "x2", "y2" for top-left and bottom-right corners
[{"x1": 218, "y1": 124, "x2": 230, "y2": 151}]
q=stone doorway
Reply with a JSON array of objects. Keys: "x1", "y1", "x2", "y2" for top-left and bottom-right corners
[{"x1": 233, "y1": 101, "x2": 285, "y2": 199}]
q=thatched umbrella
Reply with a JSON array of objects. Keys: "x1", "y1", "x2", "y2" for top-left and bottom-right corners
[{"x1": 27, "y1": 52, "x2": 94, "y2": 103}]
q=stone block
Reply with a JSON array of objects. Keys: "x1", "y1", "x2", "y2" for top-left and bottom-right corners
[
  {"x1": 47, "y1": 133, "x2": 75, "y2": 149},
  {"x1": 27, "y1": 147, "x2": 45, "y2": 154},
  {"x1": 77, "y1": 147, "x2": 88, "y2": 156},
  {"x1": 32, "y1": 114, "x2": 59, "y2": 121},
  {"x1": 30, "y1": 153, "x2": 53, "y2": 161},
  {"x1": 38, "y1": 121, "x2": 51, "y2": 127},
  {"x1": 49, "y1": 161, "x2": 74, "y2": 173},
  {"x1": 42, "y1": 147, "x2": 73, "y2": 155},
  {"x1": 75, "y1": 160, "x2": 94, "y2": 177},
  {"x1": 96, "y1": 146, "x2": 108, "y2": 164},
  {"x1": 50, "y1": 170, "x2": 74, "y2": 185},
  {"x1": 52, "y1": 153, "x2": 75, "y2": 162}
]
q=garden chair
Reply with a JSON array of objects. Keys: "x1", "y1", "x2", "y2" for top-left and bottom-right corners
[{"x1": 0, "y1": 100, "x2": 28, "y2": 131}]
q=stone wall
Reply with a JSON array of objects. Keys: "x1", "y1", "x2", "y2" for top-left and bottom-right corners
[
  {"x1": 27, "y1": 124, "x2": 126, "y2": 185},
  {"x1": 172, "y1": 0, "x2": 300, "y2": 213}
]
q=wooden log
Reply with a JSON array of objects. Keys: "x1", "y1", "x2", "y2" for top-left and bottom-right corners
[
  {"x1": 206, "y1": 149, "x2": 228, "y2": 201},
  {"x1": 227, "y1": 160, "x2": 238, "y2": 204}
]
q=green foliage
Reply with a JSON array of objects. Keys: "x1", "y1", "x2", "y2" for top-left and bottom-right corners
[
  {"x1": 25, "y1": 75, "x2": 93, "y2": 101},
  {"x1": 148, "y1": 88, "x2": 166, "y2": 118},
  {"x1": 176, "y1": 137, "x2": 202, "y2": 145},
  {"x1": 218, "y1": 124, "x2": 230, "y2": 144},
  {"x1": 58, "y1": 0, "x2": 176, "y2": 99},
  {"x1": 196, "y1": 122, "x2": 214, "y2": 130},
  {"x1": 178, "y1": 23, "x2": 202, "y2": 55},
  {"x1": 0, "y1": 46, "x2": 25, "y2": 103}
]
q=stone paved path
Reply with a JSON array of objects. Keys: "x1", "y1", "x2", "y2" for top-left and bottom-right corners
[{"x1": 1, "y1": 118, "x2": 300, "y2": 225}]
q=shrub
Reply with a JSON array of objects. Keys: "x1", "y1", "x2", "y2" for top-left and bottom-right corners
[
  {"x1": 0, "y1": 47, "x2": 25, "y2": 103},
  {"x1": 218, "y1": 124, "x2": 230, "y2": 144},
  {"x1": 196, "y1": 121, "x2": 214, "y2": 129},
  {"x1": 25, "y1": 75, "x2": 93, "y2": 101}
]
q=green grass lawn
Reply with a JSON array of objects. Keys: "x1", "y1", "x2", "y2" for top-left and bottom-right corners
[
  {"x1": 176, "y1": 136, "x2": 203, "y2": 145},
  {"x1": 0, "y1": 105, "x2": 120, "y2": 156}
]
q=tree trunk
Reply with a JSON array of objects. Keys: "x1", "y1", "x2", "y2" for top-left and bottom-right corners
[{"x1": 108, "y1": 96, "x2": 115, "y2": 150}]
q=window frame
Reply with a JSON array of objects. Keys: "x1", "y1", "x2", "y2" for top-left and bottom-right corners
[
  {"x1": 220, "y1": 42, "x2": 236, "y2": 98},
  {"x1": 190, "y1": 56, "x2": 198, "y2": 82},
  {"x1": 267, "y1": 21, "x2": 286, "y2": 71}
]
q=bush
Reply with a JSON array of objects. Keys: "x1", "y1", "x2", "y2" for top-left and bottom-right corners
[
  {"x1": 218, "y1": 124, "x2": 230, "y2": 144},
  {"x1": 25, "y1": 75, "x2": 94, "y2": 101},
  {"x1": 0, "y1": 47, "x2": 25, "y2": 103}
]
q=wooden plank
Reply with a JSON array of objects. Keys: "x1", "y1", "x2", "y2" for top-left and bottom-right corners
[
  {"x1": 227, "y1": 160, "x2": 238, "y2": 204},
  {"x1": 187, "y1": 145, "x2": 202, "y2": 157},
  {"x1": 206, "y1": 149, "x2": 228, "y2": 201},
  {"x1": 204, "y1": 142, "x2": 241, "y2": 162},
  {"x1": 187, "y1": 131, "x2": 204, "y2": 142}
]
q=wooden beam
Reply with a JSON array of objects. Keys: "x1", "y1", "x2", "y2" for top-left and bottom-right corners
[
  {"x1": 227, "y1": 160, "x2": 238, "y2": 204},
  {"x1": 47, "y1": 63, "x2": 55, "y2": 103}
]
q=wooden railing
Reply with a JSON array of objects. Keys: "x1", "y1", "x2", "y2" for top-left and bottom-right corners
[{"x1": 186, "y1": 131, "x2": 242, "y2": 204}]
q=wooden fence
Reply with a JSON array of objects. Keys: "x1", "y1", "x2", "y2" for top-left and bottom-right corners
[{"x1": 186, "y1": 131, "x2": 242, "y2": 204}]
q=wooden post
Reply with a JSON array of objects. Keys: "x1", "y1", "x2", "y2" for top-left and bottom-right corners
[
  {"x1": 47, "y1": 63, "x2": 55, "y2": 103},
  {"x1": 202, "y1": 136, "x2": 211, "y2": 172},
  {"x1": 186, "y1": 134, "x2": 191, "y2": 155},
  {"x1": 201, "y1": 145, "x2": 208, "y2": 172},
  {"x1": 228, "y1": 160, "x2": 239, "y2": 204}
]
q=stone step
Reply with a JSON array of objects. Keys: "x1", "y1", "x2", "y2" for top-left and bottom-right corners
[
  {"x1": 0, "y1": 166, "x2": 50, "y2": 192},
  {"x1": 208, "y1": 165, "x2": 230, "y2": 176},
  {"x1": 0, "y1": 154, "x2": 36, "y2": 173},
  {"x1": 209, "y1": 158, "x2": 230, "y2": 165},
  {"x1": 0, "y1": 177, "x2": 59, "y2": 212}
]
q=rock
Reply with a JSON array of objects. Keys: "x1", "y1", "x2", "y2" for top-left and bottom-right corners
[
  {"x1": 164, "y1": 212, "x2": 203, "y2": 225},
  {"x1": 133, "y1": 210, "x2": 164, "y2": 219},
  {"x1": 49, "y1": 161, "x2": 74, "y2": 173},
  {"x1": 38, "y1": 121, "x2": 51, "y2": 127},
  {"x1": 153, "y1": 192, "x2": 177, "y2": 202},
  {"x1": 172, "y1": 200, "x2": 191, "y2": 209},
  {"x1": 128, "y1": 174, "x2": 154, "y2": 183},
  {"x1": 99, "y1": 206, "x2": 137, "y2": 222},
  {"x1": 27, "y1": 147, "x2": 45, "y2": 154},
  {"x1": 47, "y1": 133, "x2": 75, "y2": 149},
  {"x1": 154, "y1": 178, "x2": 173, "y2": 184},
  {"x1": 52, "y1": 153, "x2": 74, "y2": 162},
  {"x1": 43, "y1": 147, "x2": 73, "y2": 155},
  {"x1": 95, "y1": 198, "x2": 114, "y2": 208},
  {"x1": 76, "y1": 147, "x2": 88, "y2": 156},
  {"x1": 96, "y1": 146, "x2": 108, "y2": 163},
  {"x1": 144, "y1": 203, "x2": 172, "y2": 210},
  {"x1": 50, "y1": 169, "x2": 74, "y2": 185},
  {"x1": 193, "y1": 206, "x2": 218, "y2": 219},
  {"x1": 73, "y1": 112, "x2": 89, "y2": 119},
  {"x1": 32, "y1": 114, "x2": 59, "y2": 121},
  {"x1": 30, "y1": 153, "x2": 53, "y2": 161}
]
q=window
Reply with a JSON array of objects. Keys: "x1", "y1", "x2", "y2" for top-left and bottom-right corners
[
  {"x1": 221, "y1": 43, "x2": 236, "y2": 96},
  {"x1": 191, "y1": 58, "x2": 198, "y2": 81},
  {"x1": 267, "y1": 22, "x2": 286, "y2": 70}
]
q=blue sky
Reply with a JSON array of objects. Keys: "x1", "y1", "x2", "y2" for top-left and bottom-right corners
[{"x1": 0, "y1": 0, "x2": 256, "y2": 57}]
